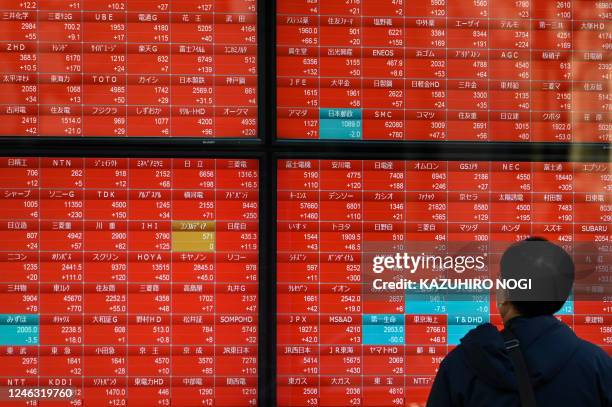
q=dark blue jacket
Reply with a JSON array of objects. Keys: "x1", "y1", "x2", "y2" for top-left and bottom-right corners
[{"x1": 427, "y1": 315, "x2": 612, "y2": 407}]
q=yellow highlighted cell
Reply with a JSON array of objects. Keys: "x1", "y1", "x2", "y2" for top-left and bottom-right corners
[
  {"x1": 172, "y1": 231, "x2": 215, "y2": 252},
  {"x1": 172, "y1": 221, "x2": 216, "y2": 252}
]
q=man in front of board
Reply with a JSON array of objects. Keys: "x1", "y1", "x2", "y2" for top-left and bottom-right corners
[{"x1": 426, "y1": 237, "x2": 612, "y2": 407}]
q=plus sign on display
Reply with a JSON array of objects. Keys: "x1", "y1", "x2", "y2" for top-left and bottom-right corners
[{"x1": 0, "y1": 1, "x2": 258, "y2": 138}]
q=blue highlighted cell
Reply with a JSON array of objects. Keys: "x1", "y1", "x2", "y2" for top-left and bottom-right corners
[
  {"x1": 319, "y1": 108, "x2": 362, "y2": 140},
  {"x1": 0, "y1": 314, "x2": 39, "y2": 345},
  {"x1": 363, "y1": 314, "x2": 405, "y2": 345}
]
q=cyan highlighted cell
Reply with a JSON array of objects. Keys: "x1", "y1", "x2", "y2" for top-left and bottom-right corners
[
  {"x1": 319, "y1": 108, "x2": 362, "y2": 140},
  {"x1": 0, "y1": 314, "x2": 39, "y2": 345},
  {"x1": 0, "y1": 314, "x2": 39, "y2": 325},
  {"x1": 555, "y1": 292, "x2": 574, "y2": 315},
  {"x1": 363, "y1": 314, "x2": 405, "y2": 345},
  {"x1": 448, "y1": 325, "x2": 473, "y2": 345},
  {"x1": 405, "y1": 292, "x2": 447, "y2": 315},
  {"x1": 557, "y1": 299, "x2": 574, "y2": 315}
]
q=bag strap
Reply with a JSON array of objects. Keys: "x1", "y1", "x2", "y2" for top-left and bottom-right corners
[{"x1": 501, "y1": 328, "x2": 538, "y2": 407}]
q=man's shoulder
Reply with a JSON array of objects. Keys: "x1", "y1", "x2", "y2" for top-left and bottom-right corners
[
  {"x1": 440, "y1": 323, "x2": 501, "y2": 368},
  {"x1": 572, "y1": 337, "x2": 612, "y2": 366},
  {"x1": 439, "y1": 344, "x2": 468, "y2": 370}
]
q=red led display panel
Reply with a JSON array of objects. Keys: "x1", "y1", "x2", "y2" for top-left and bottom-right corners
[
  {"x1": 277, "y1": 1, "x2": 611, "y2": 142},
  {"x1": 0, "y1": 1, "x2": 257, "y2": 138},
  {"x1": 277, "y1": 158, "x2": 611, "y2": 406},
  {"x1": 0, "y1": 157, "x2": 259, "y2": 406}
]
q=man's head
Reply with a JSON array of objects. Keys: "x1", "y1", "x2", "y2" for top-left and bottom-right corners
[{"x1": 497, "y1": 237, "x2": 575, "y2": 322}]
